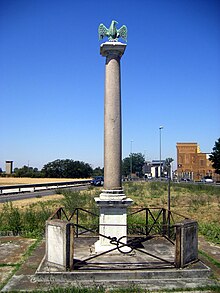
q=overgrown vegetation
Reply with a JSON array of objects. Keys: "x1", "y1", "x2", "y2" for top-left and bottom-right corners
[
  {"x1": 0, "y1": 182, "x2": 219, "y2": 244},
  {"x1": 0, "y1": 201, "x2": 55, "y2": 238}
]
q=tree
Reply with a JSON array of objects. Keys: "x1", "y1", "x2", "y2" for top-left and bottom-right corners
[
  {"x1": 92, "y1": 167, "x2": 104, "y2": 177},
  {"x1": 41, "y1": 159, "x2": 93, "y2": 178},
  {"x1": 163, "y1": 158, "x2": 174, "y2": 177},
  {"x1": 14, "y1": 165, "x2": 41, "y2": 178},
  {"x1": 209, "y1": 138, "x2": 220, "y2": 174},
  {"x1": 122, "y1": 153, "x2": 145, "y2": 177}
]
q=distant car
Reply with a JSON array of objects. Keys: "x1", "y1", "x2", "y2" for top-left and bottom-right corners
[
  {"x1": 91, "y1": 176, "x2": 104, "y2": 186},
  {"x1": 201, "y1": 177, "x2": 213, "y2": 183},
  {"x1": 181, "y1": 178, "x2": 191, "y2": 182}
]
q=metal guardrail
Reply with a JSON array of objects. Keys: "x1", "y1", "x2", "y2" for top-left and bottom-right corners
[{"x1": 0, "y1": 179, "x2": 91, "y2": 195}]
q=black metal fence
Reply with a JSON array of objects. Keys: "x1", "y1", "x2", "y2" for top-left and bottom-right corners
[{"x1": 49, "y1": 206, "x2": 188, "y2": 240}]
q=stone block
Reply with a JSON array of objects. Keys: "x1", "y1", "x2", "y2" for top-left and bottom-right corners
[
  {"x1": 45, "y1": 220, "x2": 74, "y2": 270},
  {"x1": 94, "y1": 196, "x2": 133, "y2": 252},
  {"x1": 175, "y1": 219, "x2": 198, "y2": 268}
]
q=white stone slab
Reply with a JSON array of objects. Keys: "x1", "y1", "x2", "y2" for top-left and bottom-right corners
[{"x1": 46, "y1": 220, "x2": 74, "y2": 270}]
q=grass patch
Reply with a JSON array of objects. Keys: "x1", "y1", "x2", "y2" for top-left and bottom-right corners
[
  {"x1": 199, "y1": 250, "x2": 220, "y2": 268},
  {"x1": 199, "y1": 222, "x2": 220, "y2": 244}
]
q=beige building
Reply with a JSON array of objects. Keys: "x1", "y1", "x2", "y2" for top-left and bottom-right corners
[
  {"x1": 5, "y1": 160, "x2": 13, "y2": 175},
  {"x1": 176, "y1": 143, "x2": 219, "y2": 182}
]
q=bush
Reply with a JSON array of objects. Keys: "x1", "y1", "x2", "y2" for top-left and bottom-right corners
[
  {"x1": 0, "y1": 202, "x2": 54, "y2": 237},
  {"x1": 0, "y1": 202, "x2": 23, "y2": 235},
  {"x1": 199, "y1": 222, "x2": 220, "y2": 244},
  {"x1": 61, "y1": 190, "x2": 88, "y2": 214}
]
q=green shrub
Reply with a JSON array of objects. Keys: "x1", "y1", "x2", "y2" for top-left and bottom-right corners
[
  {"x1": 61, "y1": 190, "x2": 87, "y2": 214},
  {"x1": 199, "y1": 222, "x2": 220, "y2": 244},
  {"x1": 0, "y1": 202, "x2": 23, "y2": 235},
  {"x1": 0, "y1": 201, "x2": 54, "y2": 237}
]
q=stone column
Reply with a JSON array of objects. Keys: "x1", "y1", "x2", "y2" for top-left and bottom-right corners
[
  {"x1": 102, "y1": 42, "x2": 125, "y2": 190},
  {"x1": 95, "y1": 42, "x2": 133, "y2": 253}
]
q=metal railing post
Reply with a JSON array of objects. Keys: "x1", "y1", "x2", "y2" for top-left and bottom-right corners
[
  {"x1": 145, "y1": 208, "x2": 149, "y2": 236},
  {"x1": 162, "y1": 208, "x2": 167, "y2": 236},
  {"x1": 76, "y1": 208, "x2": 79, "y2": 238},
  {"x1": 167, "y1": 210, "x2": 171, "y2": 238},
  {"x1": 57, "y1": 208, "x2": 61, "y2": 220}
]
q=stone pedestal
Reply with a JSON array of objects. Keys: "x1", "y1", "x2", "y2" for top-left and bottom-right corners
[
  {"x1": 95, "y1": 42, "x2": 133, "y2": 253},
  {"x1": 45, "y1": 220, "x2": 74, "y2": 270},
  {"x1": 95, "y1": 191, "x2": 133, "y2": 252},
  {"x1": 175, "y1": 219, "x2": 198, "y2": 268}
]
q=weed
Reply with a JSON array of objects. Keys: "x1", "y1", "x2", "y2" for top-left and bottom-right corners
[
  {"x1": 61, "y1": 190, "x2": 87, "y2": 214},
  {"x1": 1, "y1": 202, "x2": 23, "y2": 235},
  {"x1": 199, "y1": 250, "x2": 220, "y2": 268},
  {"x1": 199, "y1": 222, "x2": 220, "y2": 244}
]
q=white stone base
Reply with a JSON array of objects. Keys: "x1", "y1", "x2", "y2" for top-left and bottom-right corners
[
  {"x1": 94, "y1": 190, "x2": 133, "y2": 253},
  {"x1": 45, "y1": 220, "x2": 74, "y2": 270}
]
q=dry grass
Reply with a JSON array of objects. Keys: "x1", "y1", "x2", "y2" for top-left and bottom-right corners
[
  {"x1": 0, "y1": 194, "x2": 64, "y2": 211},
  {"x1": 1, "y1": 180, "x2": 219, "y2": 228},
  {"x1": 124, "y1": 181, "x2": 220, "y2": 225},
  {"x1": 0, "y1": 177, "x2": 90, "y2": 186}
]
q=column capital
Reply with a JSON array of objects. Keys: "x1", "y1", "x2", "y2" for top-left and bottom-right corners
[{"x1": 100, "y1": 42, "x2": 126, "y2": 58}]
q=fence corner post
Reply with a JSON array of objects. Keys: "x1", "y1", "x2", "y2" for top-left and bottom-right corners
[{"x1": 175, "y1": 219, "x2": 198, "y2": 268}]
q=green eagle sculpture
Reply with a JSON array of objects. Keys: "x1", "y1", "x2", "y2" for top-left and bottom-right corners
[{"x1": 98, "y1": 20, "x2": 127, "y2": 42}]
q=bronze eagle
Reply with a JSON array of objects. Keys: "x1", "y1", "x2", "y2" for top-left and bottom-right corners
[{"x1": 98, "y1": 20, "x2": 127, "y2": 42}]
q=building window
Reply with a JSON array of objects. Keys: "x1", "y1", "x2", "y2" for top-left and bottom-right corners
[{"x1": 200, "y1": 160, "x2": 204, "y2": 167}]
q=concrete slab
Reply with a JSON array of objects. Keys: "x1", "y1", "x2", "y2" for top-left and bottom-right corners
[
  {"x1": 0, "y1": 237, "x2": 35, "y2": 264},
  {"x1": 199, "y1": 236, "x2": 220, "y2": 263},
  {"x1": 0, "y1": 236, "x2": 37, "y2": 289},
  {"x1": 0, "y1": 267, "x2": 14, "y2": 285},
  {"x1": 33, "y1": 236, "x2": 217, "y2": 290},
  {"x1": 1, "y1": 236, "x2": 219, "y2": 292}
]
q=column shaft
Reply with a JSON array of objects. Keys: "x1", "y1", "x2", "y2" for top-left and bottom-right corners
[{"x1": 104, "y1": 53, "x2": 122, "y2": 190}]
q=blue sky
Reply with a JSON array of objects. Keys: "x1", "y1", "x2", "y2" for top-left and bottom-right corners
[{"x1": 0, "y1": 0, "x2": 219, "y2": 170}]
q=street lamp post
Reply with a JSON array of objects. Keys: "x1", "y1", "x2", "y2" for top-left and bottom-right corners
[
  {"x1": 159, "y1": 126, "x2": 163, "y2": 180},
  {"x1": 130, "y1": 140, "x2": 133, "y2": 179}
]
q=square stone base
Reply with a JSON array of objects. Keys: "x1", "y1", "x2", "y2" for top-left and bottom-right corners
[{"x1": 94, "y1": 192, "x2": 133, "y2": 253}]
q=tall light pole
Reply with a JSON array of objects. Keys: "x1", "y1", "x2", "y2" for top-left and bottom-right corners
[
  {"x1": 159, "y1": 126, "x2": 163, "y2": 179},
  {"x1": 130, "y1": 140, "x2": 133, "y2": 179}
]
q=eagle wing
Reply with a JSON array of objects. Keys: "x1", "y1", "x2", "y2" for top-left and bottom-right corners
[
  {"x1": 98, "y1": 23, "x2": 108, "y2": 40},
  {"x1": 118, "y1": 25, "x2": 127, "y2": 42}
]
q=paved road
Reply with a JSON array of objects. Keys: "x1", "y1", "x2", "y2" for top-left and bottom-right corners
[{"x1": 0, "y1": 185, "x2": 89, "y2": 203}]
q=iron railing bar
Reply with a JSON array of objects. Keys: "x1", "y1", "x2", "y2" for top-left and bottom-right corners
[
  {"x1": 148, "y1": 209, "x2": 157, "y2": 222},
  {"x1": 162, "y1": 234, "x2": 175, "y2": 245},
  {"x1": 61, "y1": 208, "x2": 69, "y2": 221},
  {"x1": 147, "y1": 209, "x2": 163, "y2": 234},
  {"x1": 128, "y1": 208, "x2": 146, "y2": 216},
  {"x1": 169, "y1": 209, "x2": 189, "y2": 219},
  {"x1": 68, "y1": 208, "x2": 99, "y2": 222},
  {"x1": 49, "y1": 207, "x2": 62, "y2": 220},
  {"x1": 76, "y1": 207, "x2": 99, "y2": 217},
  {"x1": 170, "y1": 212, "x2": 175, "y2": 225},
  {"x1": 49, "y1": 207, "x2": 68, "y2": 220}
]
